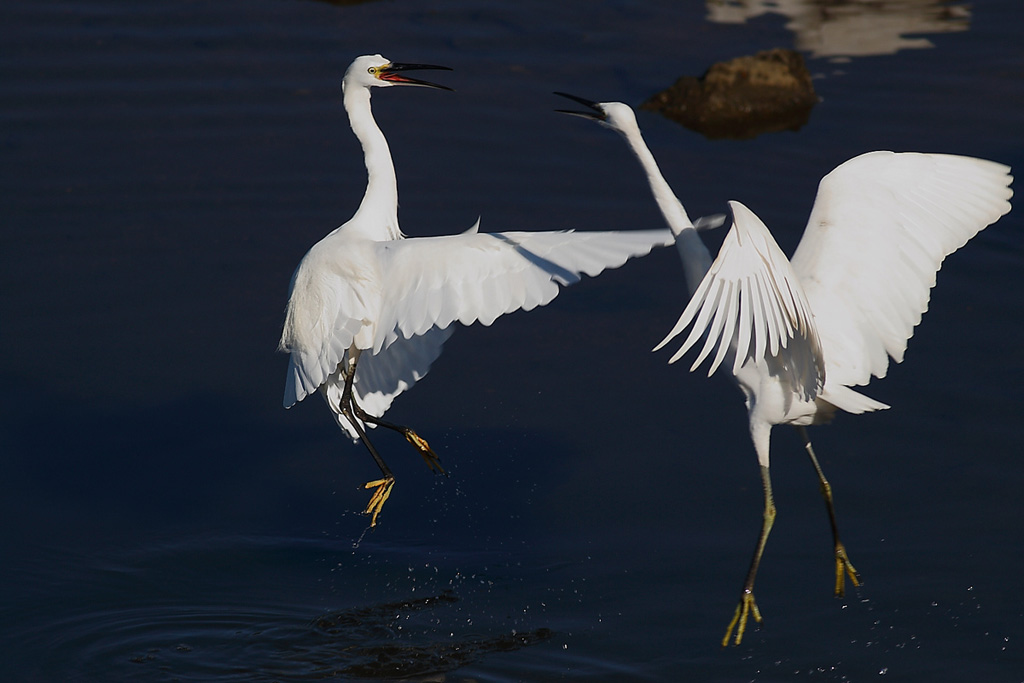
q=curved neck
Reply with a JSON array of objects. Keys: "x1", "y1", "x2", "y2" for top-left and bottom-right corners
[
  {"x1": 619, "y1": 125, "x2": 711, "y2": 294},
  {"x1": 343, "y1": 84, "x2": 401, "y2": 240}
]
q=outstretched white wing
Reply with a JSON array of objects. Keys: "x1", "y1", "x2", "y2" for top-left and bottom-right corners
[
  {"x1": 655, "y1": 201, "x2": 824, "y2": 402},
  {"x1": 283, "y1": 227, "x2": 675, "y2": 408},
  {"x1": 371, "y1": 228, "x2": 675, "y2": 352},
  {"x1": 790, "y1": 151, "x2": 1013, "y2": 388}
]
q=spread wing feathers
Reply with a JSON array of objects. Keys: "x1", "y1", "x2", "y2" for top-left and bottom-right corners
[
  {"x1": 371, "y1": 229, "x2": 675, "y2": 352},
  {"x1": 655, "y1": 201, "x2": 824, "y2": 400},
  {"x1": 281, "y1": 228, "x2": 674, "y2": 408},
  {"x1": 320, "y1": 325, "x2": 454, "y2": 441},
  {"x1": 790, "y1": 151, "x2": 1013, "y2": 387},
  {"x1": 281, "y1": 256, "x2": 380, "y2": 408}
]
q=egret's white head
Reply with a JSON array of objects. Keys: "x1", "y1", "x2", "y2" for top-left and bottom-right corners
[
  {"x1": 554, "y1": 93, "x2": 640, "y2": 136},
  {"x1": 594, "y1": 102, "x2": 640, "y2": 134},
  {"x1": 343, "y1": 54, "x2": 453, "y2": 93}
]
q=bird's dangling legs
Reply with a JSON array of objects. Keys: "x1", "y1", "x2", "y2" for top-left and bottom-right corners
[
  {"x1": 350, "y1": 402, "x2": 445, "y2": 476},
  {"x1": 797, "y1": 426, "x2": 861, "y2": 596},
  {"x1": 338, "y1": 350, "x2": 446, "y2": 526},
  {"x1": 724, "y1": 464, "x2": 776, "y2": 647},
  {"x1": 338, "y1": 352, "x2": 395, "y2": 526}
]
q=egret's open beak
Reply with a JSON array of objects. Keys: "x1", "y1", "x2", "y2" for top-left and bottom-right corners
[
  {"x1": 378, "y1": 62, "x2": 454, "y2": 91},
  {"x1": 554, "y1": 92, "x2": 606, "y2": 121}
]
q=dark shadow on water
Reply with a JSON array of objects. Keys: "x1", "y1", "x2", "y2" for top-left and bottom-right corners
[
  {"x1": 312, "y1": 592, "x2": 552, "y2": 679},
  {"x1": 2, "y1": 532, "x2": 564, "y2": 682},
  {"x1": 115, "y1": 590, "x2": 553, "y2": 681}
]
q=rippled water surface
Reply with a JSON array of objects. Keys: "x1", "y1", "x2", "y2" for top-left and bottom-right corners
[{"x1": 3, "y1": 1, "x2": 1023, "y2": 680}]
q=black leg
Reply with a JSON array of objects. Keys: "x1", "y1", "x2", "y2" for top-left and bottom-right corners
[
  {"x1": 797, "y1": 426, "x2": 861, "y2": 596},
  {"x1": 339, "y1": 353, "x2": 394, "y2": 480},
  {"x1": 350, "y1": 399, "x2": 445, "y2": 475},
  {"x1": 338, "y1": 352, "x2": 394, "y2": 527},
  {"x1": 335, "y1": 350, "x2": 445, "y2": 526}
]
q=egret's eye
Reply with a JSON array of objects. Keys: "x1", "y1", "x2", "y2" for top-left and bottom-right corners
[{"x1": 367, "y1": 66, "x2": 377, "y2": 75}]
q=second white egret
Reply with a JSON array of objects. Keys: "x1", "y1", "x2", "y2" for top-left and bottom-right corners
[{"x1": 557, "y1": 93, "x2": 1013, "y2": 645}]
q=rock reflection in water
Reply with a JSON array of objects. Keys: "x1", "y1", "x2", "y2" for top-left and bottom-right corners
[{"x1": 706, "y1": 0, "x2": 970, "y2": 60}]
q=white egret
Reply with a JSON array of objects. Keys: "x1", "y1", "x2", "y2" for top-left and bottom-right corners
[
  {"x1": 556, "y1": 93, "x2": 1013, "y2": 645},
  {"x1": 280, "y1": 57, "x2": 679, "y2": 527}
]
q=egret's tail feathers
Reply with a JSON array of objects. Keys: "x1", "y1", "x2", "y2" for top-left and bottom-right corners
[{"x1": 820, "y1": 383, "x2": 890, "y2": 415}]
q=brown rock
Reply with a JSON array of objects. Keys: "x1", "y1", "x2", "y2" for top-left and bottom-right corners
[{"x1": 641, "y1": 49, "x2": 818, "y2": 140}]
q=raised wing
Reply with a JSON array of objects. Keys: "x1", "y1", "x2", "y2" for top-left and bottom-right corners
[
  {"x1": 655, "y1": 201, "x2": 824, "y2": 401},
  {"x1": 280, "y1": 228, "x2": 673, "y2": 408},
  {"x1": 790, "y1": 151, "x2": 1013, "y2": 387},
  {"x1": 371, "y1": 229, "x2": 675, "y2": 352}
]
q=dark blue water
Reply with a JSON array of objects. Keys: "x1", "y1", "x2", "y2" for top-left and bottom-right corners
[{"x1": 2, "y1": 1, "x2": 1022, "y2": 680}]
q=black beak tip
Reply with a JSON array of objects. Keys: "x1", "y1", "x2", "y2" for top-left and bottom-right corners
[
  {"x1": 380, "y1": 62, "x2": 454, "y2": 91},
  {"x1": 388, "y1": 62, "x2": 453, "y2": 73},
  {"x1": 411, "y1": 79, "x2": 454, "y2": 92},
  {"x1": 553, "y1": 91, "x2": 605, "y2": 120}
]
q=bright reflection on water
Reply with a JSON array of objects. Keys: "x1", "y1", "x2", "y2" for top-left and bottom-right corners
[
  {"x1": 2, "y1": 0, "x2": 1022, "y2": 680},
  {"x1": 705, "y1": 0, "x2": 971, "y2": 59}
]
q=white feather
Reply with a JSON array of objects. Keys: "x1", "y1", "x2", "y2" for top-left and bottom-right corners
[
  {"x1": 659, "y1": 201, "x2": 824, "y2": 400},
  {"x1": 282, "y1": 228, "x2": 675, "y2": 408},
  {"x1": 790, "y1": 151, "x2": 1013, "y2": 387}
]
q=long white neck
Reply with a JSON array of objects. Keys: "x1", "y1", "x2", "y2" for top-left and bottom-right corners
[
  {"x1": 343, "y1": 84, "x2": 402, "y2": 240},
  {"x1": 618, "y1": 125, "x2": 711, "y2": 294}
]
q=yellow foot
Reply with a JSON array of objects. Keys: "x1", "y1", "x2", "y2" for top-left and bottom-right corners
[
  {"x1": 362, "y1": 476, "x2": 395, "y2": 527},
  {"x1": 834, "y1": 542, "x2": 861, "y2": 597},
  {"x1": 722, "y1": 591, "x2": 762, "y2": 647},
  {"x1": 403, "y1": 429, "x2": 445, "y2": 475}
]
